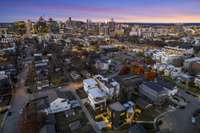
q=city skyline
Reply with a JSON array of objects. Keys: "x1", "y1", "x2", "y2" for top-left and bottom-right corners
[
  {"x1": 1, "y1": 0, "x2": 200, "y2": 23},
  {"x1": 1, "y1": 1, "x2": 200, "y2": 133}
]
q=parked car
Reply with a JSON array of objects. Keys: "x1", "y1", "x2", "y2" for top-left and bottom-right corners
[{"x1": 70, "y1": 71, "x2": 81, "y2": 80}]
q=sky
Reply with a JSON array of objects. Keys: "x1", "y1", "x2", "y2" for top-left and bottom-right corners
[{"x1": 1, "y1": 0, "x2": 200, "y2": 23}]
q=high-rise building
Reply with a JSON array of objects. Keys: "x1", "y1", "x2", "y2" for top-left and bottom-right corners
[
  {"x1": 26, "y1": 19, "x2": 32, "y2": 36},
  {"x1": 48, "y1": 18, "x2": 59, "y2": 34},
  {"x1": 66, "y1": 17, "x2": 72, "y2": 27},
  {"x1": 86, "y1": 19, "x2": 92, "y2": 34},
  {"x1": 108, "y1": 18, "x2": 115, "y2": 35}
]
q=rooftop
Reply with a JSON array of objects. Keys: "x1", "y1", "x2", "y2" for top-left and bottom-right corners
[
  {"x1": 185, "y1": 57, "x2": 200, "y2": 62},
  {"x1": 156, "y1": 79, "x2": 175, "y2": 90},
  {"x1": 109, "y1": 102, "x2": 125, "y2": 112},
  {"x1": 88, "y1": 87, "x2": 105, "y2": 100},
  {"x1": 83, "y1": 78, "x2": 97, "y2": 86},
  {"x1": 142, "y1": 82, "x2": 165, "y2": 93}
]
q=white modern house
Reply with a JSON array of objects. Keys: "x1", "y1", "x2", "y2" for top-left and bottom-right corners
[
  {"x1": 158, "y1": 64, "x2": 167, "y2": 72},
  {"x1": 164, "y1": 65, "x2": 175, "y2": 77},
  {"x1": 83, "y1": 75, "x2": 120, "y2": 111},
  {"x1": 83, "y1": 78, "x2": 98, "y2": 92},
  {"x1": 94, "y1": 75, "x2": 120, "y2": 98},
  {"x1": 154, "y1": 63, "x2": 182, "y2": 80},
  {"x1": 45, "y1": 98, "x2": 71, "y2": 114},
  {"x1": 170, "y1": 67, "x2": 182, "y2": 79},
  {"x1": 88, "y1": 88, "x2": 106, "y2": 111},
  {"x1": 83, "y1": 78, "x2": 106, "y2": 111}
]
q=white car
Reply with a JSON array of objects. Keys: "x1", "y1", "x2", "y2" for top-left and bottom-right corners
[{"x1": 70, "y1": 71, "x2": 81, "y2": 80}]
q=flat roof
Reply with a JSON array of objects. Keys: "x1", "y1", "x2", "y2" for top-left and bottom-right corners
[
  {"x1": 88, "y1": 88, "x2": 105, "y2": 98},
  {"x1": 157, "y1": 79, "x2": 174, "y2": 90},
  {"x1": 109, "y1": 102, "x2": 125, "y2": 112},
  {"x1": 143, "y1": 82, "x2": 165, "y2": 93},
  {"x1": 83, "y1": 78, "x2": 97, "y2": 86}
]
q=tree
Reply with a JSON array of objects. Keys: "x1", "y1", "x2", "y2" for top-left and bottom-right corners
[
  {"x1": 15, "y1": 21, "x2": 27, "y2": 35},
  {"x1": 20, "y1": 102, "x2": 47, "y2": 133}
]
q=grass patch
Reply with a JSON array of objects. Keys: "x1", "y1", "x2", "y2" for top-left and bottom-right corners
[{"x1": 138, "y1": 106, "x2": 160, "y2": 121}]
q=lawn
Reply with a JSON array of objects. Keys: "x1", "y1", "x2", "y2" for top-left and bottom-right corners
[{"x1": 138, "y1": 106, "x2": 160, "y2": 121}]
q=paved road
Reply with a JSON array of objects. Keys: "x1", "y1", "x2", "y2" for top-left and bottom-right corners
[
  {"x1": 2, "y1": 64, "x2": 30, "y2": 133},
  {"x1": 1, "y1": 46, "x2": 32, "y2": 133},
  {"x1": 2, "y1": 95, "x2": 29, "y2": 133},
  {"x1": 59, "y1": 87, "x2": 102, "y2": 133},
  {"x1": 158, "y1": 90, "x2": 200, "y2": 133},
  {"x1": 107, "y1": 64, "x2": 123, "y2": 79}
]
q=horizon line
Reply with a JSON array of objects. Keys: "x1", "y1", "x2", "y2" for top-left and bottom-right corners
[{"x1": 1, "y1": 20, "x2": 200, "y2": 24}]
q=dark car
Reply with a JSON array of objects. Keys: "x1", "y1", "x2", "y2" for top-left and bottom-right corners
[{"x1": 7, "y1": 111, "x2": 12, "y2": 116}]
